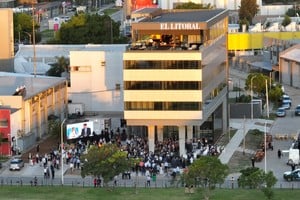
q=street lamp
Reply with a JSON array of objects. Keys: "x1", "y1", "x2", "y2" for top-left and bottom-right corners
[
  {"x1": 264, "y1": 121, "x2": 267, "y2": 174},
  {"x1": 250, "y1": 75, "x2": 257, "y2": 120},
  {"x1": 61, "y1": 118, "x2": 67, "y2": 185},
  {"x1": 19, "y1": 0, "x2": 37, "y2": 77},
  {"x1": 265, "y1": 79, "x2": 269, "y2": 118}
]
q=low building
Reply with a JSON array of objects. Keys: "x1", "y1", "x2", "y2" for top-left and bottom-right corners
[
  {"x1": 0, "y1": 73, "x2": 67, "y2": 155},
  {"x1": 279, "y1": 44, "x2": 300, "y2": 88}
]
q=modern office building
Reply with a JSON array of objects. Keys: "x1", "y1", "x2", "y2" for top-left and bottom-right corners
[{"x1": 123, "y1": 8, "x2": 229, "y2": 156}]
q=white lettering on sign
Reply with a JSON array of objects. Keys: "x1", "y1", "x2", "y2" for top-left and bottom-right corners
[{"x1": 160, "y1": 23, "x2": 199, "y2": 30}]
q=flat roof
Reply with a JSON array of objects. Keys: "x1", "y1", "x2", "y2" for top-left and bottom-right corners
[
  {"x1": 0, "y1": 72, "x2": 66, "y2": 100},
  {"x1": 14, "y1": 44, "x2": 128, "y2": 74},
  {"x1": 140, "y1": 9, "x2": 227, "y2": 23}
]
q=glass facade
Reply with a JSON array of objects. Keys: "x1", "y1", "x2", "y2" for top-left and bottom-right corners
[
  {"x1": 124, "y1": 81, "x2": 201, "y2": 90},
  {"x1": 124, "y1": 60, "x2": 201, "y2": 69},
  {"x1": 125, "y1": 102, "x2": 201, "y2": 111}
]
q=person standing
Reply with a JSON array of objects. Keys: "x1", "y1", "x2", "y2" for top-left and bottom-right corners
[
  {"x1": 251, "y1": 157, "x2": 255, "y2": 168},
  {"x1": 81, "y1": 123, "x2": 91, "y2": 137},
  {"x1": 50, "y1": 164, "x2": 55, "y2": 179},
  {"x1": 146, "y1": 175, "x2": 151, "y2": 187},
  {"x1": 277, "y1": 149, "x2": 282, "y2": 159}
]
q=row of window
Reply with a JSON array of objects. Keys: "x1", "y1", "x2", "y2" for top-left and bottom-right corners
[
  {"x1": 125, "y1": 102, "x2": 201, "y2": 111},
  {"x1": 124, "y1": 60, "x2": 201, "y2": 69},
  {"x1": 124, "y1": 81, "x2": 201, "y2": 90}
]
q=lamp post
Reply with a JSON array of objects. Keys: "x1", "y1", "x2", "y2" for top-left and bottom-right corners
[
  {"x1": 250, "y1": 75, "x2": 257, "y2": 120},
  {"x1": 61, "y1": 118, "x2": 67, "y2": 185},
  {"x1": 19, "y1": 0, "x2": 37, "y2": 77},
  {"x1": 265, "y1": 79, "x2": 269, "y2": 118},
  {"x1": 243, "y1": 116, "x2": 246, "y2": 155},
  {"x1": 264, "y1": 121, "x2": 267, "y2": 174}
]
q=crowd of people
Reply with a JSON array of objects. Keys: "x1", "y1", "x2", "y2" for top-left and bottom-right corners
[{"x1": 27, "y1": 126, "x2": 222, "y2": 183}]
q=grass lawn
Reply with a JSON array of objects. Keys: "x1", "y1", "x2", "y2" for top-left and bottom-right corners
[{"x1": 0, "y1": 186, "x2": 299, "y2": 200}]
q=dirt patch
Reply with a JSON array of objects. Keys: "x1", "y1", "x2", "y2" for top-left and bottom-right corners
[
  {"x1": 20, "y1": 135, "x2": 60, "y2": 162},
  {"x1": 228, "y1": 151, "x2": 253, "y2": 173},
  {"x1": 228, "y1": 129, "x2": 264, "y2": 173}
]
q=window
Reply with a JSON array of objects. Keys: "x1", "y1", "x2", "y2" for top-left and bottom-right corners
[{"x1": 0, "y1": 119, "x2": 8, "y2": 127}]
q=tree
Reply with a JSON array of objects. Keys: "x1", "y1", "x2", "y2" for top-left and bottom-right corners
[
  {"x1": 238, "y1": 167, "x2": 277, "y2": 200},
  {"x1": 81, "y1": 144, "x2": 133, "y2": 187},
  {"x1": 175, "y1": 2, "x2": 213, "y2": 9},
  {"x1": 13, "y1": 11, "x2": 41, "y2": 44},
  {"x1": 55, "y1": 14, "x2": 129, "y2": 44},
  {"x1": 244, "y1": 73, "x2": 271, "y2": 98},
  {"x1": 281, "y1": 15, "x2": 291, "y2": 27},
  {"x1": 183, "y1": 156, "x2": 228, "y2": 199},
  {"x1": 14, "y1": 13, "x2": 34, "y2": 43},
  {"x1": 268, "y1": 84, "x2": 283, "y2": 106},
  {"x1": 239, "y1": 0, "x2": 259, "y2": 25},
  {"x1": 46, "y1": 56, "x2": 69, "y2": 77}
]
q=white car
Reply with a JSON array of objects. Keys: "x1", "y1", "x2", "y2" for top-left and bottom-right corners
[
  {"x1": 9, "y1": 158, "x2": 24, "y2": 171},
  {"x1": 281, "y1": 102, "x2": 291, "y2": 110},
  {"x1": 283, "y1": 169, "x2": 300, "y2": 181},
  {"x1": 282, "y1": 94, "x2": 292, "y2": 105},
  {"x1": 276, "y1": 107, "x2": 286, "y2": 117}
]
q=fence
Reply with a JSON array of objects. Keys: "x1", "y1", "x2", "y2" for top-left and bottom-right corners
[{"x1": 0, "y1": 176, "x2": 300, "y2": 190}]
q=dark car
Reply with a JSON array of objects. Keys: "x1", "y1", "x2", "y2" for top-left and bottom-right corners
[
  {"x1": 295, "y1": 105, "x2": 300, "y2": 116},
  {"x1": 283, "y1": 169, "x2": 300, "y2": 181}
]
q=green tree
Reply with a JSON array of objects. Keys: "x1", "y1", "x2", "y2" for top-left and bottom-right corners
[
  {"x1": 183, "y1": 156, "x2": 228, "y2": 199},
  {"x1": 81, "y1": 144, "x2": 133, "y2": 187},
  {"x1": 13, "y1": 13, "x2": 34, "y2": 43},
  {"x1": 46, "y1": 56, "x2": 69, "y2": 77},
  {"x1": 281, "y1": 15, "x2": 291, "y2": 26},
  {"x1": 56, "y1": 14, "x2": 129, "y2": 44},
  {"x1": 239, "y1": 0, "x2": 259, "y2": 25},
  {"x1": 238, "y1": 167, "x2": 277, "y2": 199},
  {"x1": 238, "y1": 167, "x2": 265, "y2": 189},
  {"x1": 245, "y1": 73, "x2": 271, "y2": 98},
  {"x1": 175, "y1": 2, "x2": 213, "y2": 9},
  {"x1": 269, "y1": 84, "x2": 283, "y2": 106}
]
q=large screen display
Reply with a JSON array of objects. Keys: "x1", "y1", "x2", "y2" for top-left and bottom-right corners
[{"x1": 66, "y1": 121, "x2": 94, "y2": 140}]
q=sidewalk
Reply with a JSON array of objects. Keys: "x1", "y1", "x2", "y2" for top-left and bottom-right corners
[{"x1": 218, "y1": 118, "x2": 274, "y2": 164}]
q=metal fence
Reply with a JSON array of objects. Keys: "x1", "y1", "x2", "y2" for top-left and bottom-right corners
[{"x1": 0, "y1": 176, "x2": 300, "y2": 190}]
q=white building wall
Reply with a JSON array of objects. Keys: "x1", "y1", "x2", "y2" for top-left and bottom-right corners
[
  {"x1": 69, "y1": 51, "x2": 123, "y2": 113},
  {"x1": 10, "y1": 110, "x2": 22, "y2": 141}
]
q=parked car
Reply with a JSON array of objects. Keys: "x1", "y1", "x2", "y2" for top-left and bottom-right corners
[
  {"x1": 282, "y1": 94, "x2": 292, "y2": 105},
  {"x1": 281, "y1": 102, "x2": 291, "y2": 110},
  {"x1": 9, "y1": 157, "x2": 24, "y2": 171},
  {"x1": 295, "y1": 105, "x2": 300, "y2": 116},
  {"x1": 283, "y1": 169, "x2": 300, "y2": 181},
  {"x1": 276, "y1": 107, "x2": 286, "y2": 117}
]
